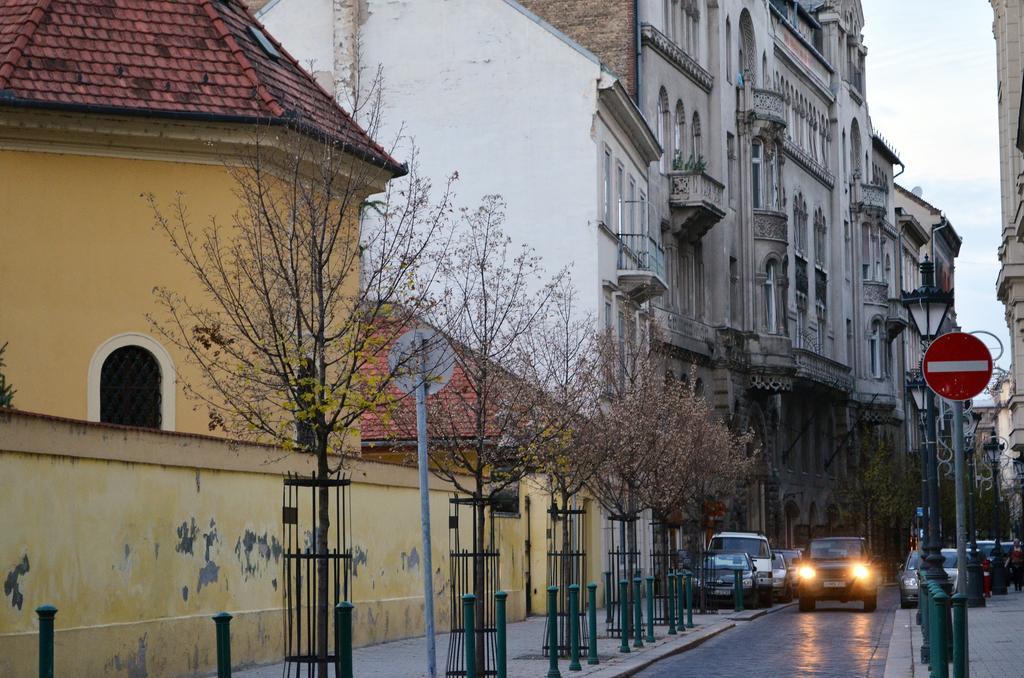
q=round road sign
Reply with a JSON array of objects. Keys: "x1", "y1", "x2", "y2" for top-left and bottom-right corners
[
  {"x1": 922, "y1": 332, "x2": 993, "y2": 401},
  {"x1": 388, "y1": 327, "x2": 456, "y2": 396}
]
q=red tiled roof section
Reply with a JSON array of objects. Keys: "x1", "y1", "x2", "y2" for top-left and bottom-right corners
[{"x1": 0, "y1": 0, "x2": 402, "y2": 174}]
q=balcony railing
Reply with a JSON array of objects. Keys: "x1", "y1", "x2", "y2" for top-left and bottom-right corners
[
  {"x1": 794, "y1": 348, "x2": 854, "y2": 392},
  {"x1": 751, "y1": 88, "x2": 786, "y2": 126},
  {"x1": 860, "y1": 182, "x2": 887, "y2": 212},
  {"x1": 617, "y1": 233, "x2": 667, "y2": 302},
  {"x1": 658, "y1": 306, "x2": 717, "y2": 348},
  {"x1": 668, "y1": 171, "x2": 726, "y2": 240}
]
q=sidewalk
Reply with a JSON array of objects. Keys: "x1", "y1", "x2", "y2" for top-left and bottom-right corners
[
  {"x1": 234, "y1": 604, "x2": 790, "y2": 677},
  {"x1": 883, "y1": 590, "x2": 1024, "y2": 677}
]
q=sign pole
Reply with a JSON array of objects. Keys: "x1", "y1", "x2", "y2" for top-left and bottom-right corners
[
  {"x1": 415, "y1": 331, "x2": 437, "y2": 678},
  {"x1": 952, "y1": 400, "x2": 968, "y2": 596}
]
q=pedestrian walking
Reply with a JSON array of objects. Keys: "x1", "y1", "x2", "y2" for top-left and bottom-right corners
[{"x1": 1007, "y1": 540, "x2": 1024, "y2": 591}]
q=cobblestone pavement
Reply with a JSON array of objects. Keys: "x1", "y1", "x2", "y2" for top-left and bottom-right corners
[
  {"x1": 636, "y1": 586, "x2": 898, "y2": 678},
  {"x1": 886, "y1": 586, "x2": 1024, "y2": 677}
]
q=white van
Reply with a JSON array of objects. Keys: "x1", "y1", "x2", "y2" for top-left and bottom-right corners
[{"x1": 708, "y1": 531, "x2": 774, "y2": 607}]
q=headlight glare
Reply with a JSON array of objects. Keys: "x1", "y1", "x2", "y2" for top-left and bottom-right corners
[
  {"x1": 853, "y1": 564, "x2": 870, "y2": 579},
  {"x1": 798, "y1": 565, "x2": 816, "y2": 580}
]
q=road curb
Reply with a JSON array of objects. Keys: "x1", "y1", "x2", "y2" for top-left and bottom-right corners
[
  {"x1": 726, "y1": 600, "x2": 795, "y2": 621},
  {"x1": 584, "y1": 621, "x2": 737, "y2": 677}
]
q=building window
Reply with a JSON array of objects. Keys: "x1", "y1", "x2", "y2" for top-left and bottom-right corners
[
  {"x1": 765, "y1": 145, "x2": 778, "y2": 209},
  {"x1": 869, "y1": 320, "x2": 882, "y2": 378},
  {"x1": 726, "y1": 17, "x2": 733, "y2": 84},
  {"x1": 674, "y1": 101, "x2": 686, "y2": 169},
  {"x1": 639, "y1": 191, "x2": 648, "y2": 236},
  {"x1": 814, "y1": 208, "x2": 827, "y2": 269},
  {"x1": 100, "y1": 345, "x2": 163, "y2": 428},
  {"x1": 658, "y1": 88, "x2": 670, "y2": 173},
  {"x1": 603, "y1": 147, "x2": 612, "y2": 226},
  {"x1": 751, "y1": 139, "x2": 763, "y2": 209},
  {"x1": 616, "y1": 163, "x2": 624, "y2": 230},
  {"x1": 627, "y1": 177, "x2": 637, "y2": 234},
  {"x1": 691, "y1": 111, "x2": 702, "y2": 159},
  {"x1": 793, "y1": 193, "x2": 808, "y2": 254},
  {"x1": 764, "y1": 260, "x2": 778, "y2": 333},
  {"x1": 816, "y1": 302, "x2": 827, "y2": 351}
]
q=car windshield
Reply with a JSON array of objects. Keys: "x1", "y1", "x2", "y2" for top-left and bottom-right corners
[
  {"x1": 772, "y1": 554, "x2": 786, "y2": 568},
  {"x1": 941, "y1": 551, "x2": 958, "y2": 568},
  {"x1": 709, "y1": 537, "x2": 770, "y2": 558},
  {"x1": 809, "y1": 539, "x2": 863, "y2": 560},
  {"x1": 906, "y1": 551, "x2": 921, "y2": 570},
  {"x1": 703, "y1": 554, "x2": 749, "y2": 570}
]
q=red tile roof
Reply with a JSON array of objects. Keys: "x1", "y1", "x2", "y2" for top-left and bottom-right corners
[{"x1": 0, "y1": 0, "x2": 403, "y2": 174}]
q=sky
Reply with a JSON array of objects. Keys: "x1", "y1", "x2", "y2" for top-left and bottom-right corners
[{"x1": 861, "y1": 0, "x2": 1009, "y2": 367}]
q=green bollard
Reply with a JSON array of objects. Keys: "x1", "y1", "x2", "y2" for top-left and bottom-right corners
[
  {"x1": 495, "y1": 591, "x2": 508, "y2": 678},
  {"x1": 604, "y1": 571, "x2": 613, "y2": 624},
  {"x1": 568, "y1": 585, "x2": 582, "y2": 672},
  {"x1": 586, "y1": 583, "x2": 599, "y2": 665},
  {"x1": 667, "y1": 573, "x2": 677, "y2": 635},
  {"x1": 335, "y1": 602, "x2": 354, "y2": 678},
  {"x1": 931, "y1": 586, "x2": 949, "y2": 678},
  {"x1": 951, "y1": 593, "x2": 966, "y2": 678},
  {"x1": 921, "y1": 579, "x2": 931, "y2": 664},
  {"x1": 213, "y1": 612, "x2": 232, "y2": 678},
  {"x1": 632, "y1": 577, "x2": 644, "y2": 648},
  {"x1": 645, "y1": 576, "x2": 655, "y2": 643},
  {"x1": 618, "y1": 580, "x2": 630, "y2": 653},
  {"x1": 546, "y1": 586, "x2": 561, "y2": 678},
  {"x1": 685, "y1": 573, "x2": 694, "y2": 628},
  {"x1": 733, "y1": 570, "x2": 744, "y2": 612},
  {"x1": 37, "y1": 605, "x2": 56, "y2": 678},
  {"x1": 463, "y1": 594, "x2": 477, "y2": 678}
]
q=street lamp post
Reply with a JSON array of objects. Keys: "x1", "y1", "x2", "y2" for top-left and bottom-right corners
[
  {"x1": 984, "y1": 436, "x2": 1008, "y2": 595},
  {"x1": 901, "y1": 258, "x2": 953, "y2": 593},
  {"x1": 965, "y1": 436, "x2": 985, "y2": 607},
  {"x1": 1014, "y1": 461, "x2": 1024, "y2": 541},
  {"x1": 907, "y1": 375, "x2": 930, "y2": 552}
]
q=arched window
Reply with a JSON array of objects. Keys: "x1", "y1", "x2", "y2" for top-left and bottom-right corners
[
  {"x1": 762, "y1": 52, "x2": 768, "y2": 90},
  {"x1": 764, "y1": 260, "x2": 778, "y2": 333},
  {"x1": 793, "y1": 193, "x2": 808, "y2": 254},
  {"x1": 726, "y1": 18, "x2": 733, "y2": 84},
  {"x1": 88, "y1": 333, "x2": 175, "y2": 430},
  {"x1": 869, "y1": 320, "x2": 883, "y2": 378},
  {"x1": 100, "y1": 345, "x2": 163, "y2": 428},
  {"x1": 740, "y1": 10, "x2": 756, "y2": 85},
  {"x1": 850, "y1": 118, "x2": 862, "y2": 178},
  {"x1": 751, "y1": 139, "x2": 763, "y2": 209},
  {"x1": 691, "y1": 111, "x2": 702, "y2": 159},
  {"x1": 765, "y1": 144, "x2": 778, "y2": 209},
  {"x1": 674, "y1": 101, "x2": 686, "y2": 169},
  {"x1": 814, "y1": 208, "x2": 827, "y2": 268},
  {"x1": 658, "y1": 88, "x2": 670, "y2": 173}
]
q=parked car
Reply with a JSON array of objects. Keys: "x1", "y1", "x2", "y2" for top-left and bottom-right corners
[
  {"x1": 775, "y1": 548, "x2": 803, "y2": 600},
  {"x1": 771, "y1": 552, "x2": 793, "y2": 602},
  {"x1": 708, "y1": 531, "x2": 774, "y2": 607},
  {"x1": 898, "y1": 550, "x2": 921, "y2": 608},
  {"x1": 696, "y1": 552, "x2": 757, "y2": 609},
  {"x1": 796, "y1": 536, "x2": 878, "y2": 612}
]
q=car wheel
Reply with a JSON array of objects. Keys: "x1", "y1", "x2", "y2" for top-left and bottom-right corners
[
  {"x1": 899, "y1": 596, "x2": 912, "y2": 609},
  {"x1": 798, "y1": 596, "x2": 815, "y2": 612},
  {"x1": 864, "y1": 595, "x2": 877, "y2": 612}
]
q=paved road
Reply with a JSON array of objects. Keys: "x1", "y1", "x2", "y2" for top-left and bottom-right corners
[{"x1": 636, "y1": 585, "x2": 898, "y2": 678}]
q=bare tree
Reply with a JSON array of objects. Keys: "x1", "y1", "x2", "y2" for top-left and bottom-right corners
[
  {"x1": 413, "y1": 195, "x2": 562, "y2": 671},
  {"x1": 148, "y1": 97, "x2": 453, "y2": 673}
]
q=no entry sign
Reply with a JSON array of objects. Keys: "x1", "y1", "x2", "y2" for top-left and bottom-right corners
[{"x1": 923, "y1": 332, "x2": 993, "y2": 401}]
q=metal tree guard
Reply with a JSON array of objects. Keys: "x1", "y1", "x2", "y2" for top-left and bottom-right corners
[
  {"x1": 605, "y1": 514, "x2": 640, "y2": 637},
  {"x1": 542, "y1": 500, "x2": 588, "y2": 657},
  {"x1": 447, "y1": 497, "x2": 500, "y2": 677},
  {"x1": 282, "y1": 472, "x2": 352, "y2": 677},
  {"x1": 650, "y1": 517, "x2": 681, "y2": 623}
]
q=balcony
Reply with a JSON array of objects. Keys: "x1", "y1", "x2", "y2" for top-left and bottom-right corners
[
  {"x1": 668, "y1": 171, "x2": 726, "y2": 242},
  {"x1": 794, "y1": 349, "x2": 854, "y2": 393},
  {"x1": 859, "y1": 182, "x2": 887, "y2": 214},
  {"x1": 657, "y1": 305, "x2": 716, "y2": 356},
  {"x1": 751, "y1": 88, "x2": 786, "y2": 127},
  {"x1": 753, "y1": 209, "x2": 788, "y2": 242},
  {"x1": 886, "y1": 298, "x2": 908, "y2": 341},
  {"x1": 616, "y1": 233, "x2": 667, "y2": 302}
]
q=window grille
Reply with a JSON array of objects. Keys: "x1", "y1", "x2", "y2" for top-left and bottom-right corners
[{"x1": 100, "y1": 345, "x2": 162, "y2": 428}]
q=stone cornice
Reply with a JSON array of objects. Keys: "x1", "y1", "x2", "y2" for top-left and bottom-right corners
[
  {"x1": 782, "y1": 138, "x2": 835, "y2": 189},
  {"x1": 640, "y1": 24, "x2": 714, "y2": 93}
]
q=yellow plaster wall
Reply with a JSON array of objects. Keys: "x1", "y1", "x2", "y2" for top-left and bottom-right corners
[{"x1": 0, "y1": 412, "x2": 526, "y2": 677}]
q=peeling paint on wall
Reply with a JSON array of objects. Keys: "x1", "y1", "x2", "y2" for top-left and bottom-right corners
[
  {"x1": 233, "y1": 529, "x2": 283, "y2": 581},
  {"x1": 181, "y1": 586, "x2": 188, "y2": 602},
  {"x1": 175, "y1": 518, "x2": 198, "y2": 556},
  {"x1": 107, "y1": 633, "x2": 148, "y2": 678},
  {"x1": 352, "y1": 545, "x2": 368, "y2": 577},
  {"x1": 3, "y1": 554, "x2": 29, "y2": 610},
  {"x1": 400, "y1": 547, "x2": 420, "y2": 571},
  {"x1": 197, "y1": 561, "x2": 219, "y2": 592}
]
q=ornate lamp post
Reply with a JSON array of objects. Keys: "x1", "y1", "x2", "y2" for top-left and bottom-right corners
[
  {"x1": 901, "y1": 258, "x2": 953, "y2": 591},
  {"x1": 965, "y1": 412, "x2": 985, "y2": 607},
  {"x1": 907, "y1": 374, "x2": 929, "y2": 551},
  {"x1": 984, "y1": 436, "x2": 1008, "y2": 595}
]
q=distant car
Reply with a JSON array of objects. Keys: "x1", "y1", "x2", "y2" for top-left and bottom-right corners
[
  {"x1": 696, "y1": 552, "x2": 757, "y2": 609},
  {"x1": 708, "y1": 531, "x2": 774, "y2": 607},
  {"x1": 775, "y1": 548, "x2": 803, "y2": 601},
  {"x1": 771, "y1": 552, "x2": 793, "y2": 602},
  {"x1": 898, "y1": 550, "x2": 921, "y2": 608},
  {"x1": 797, "y1": 537, "x2": 878, "y2": 612}
]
